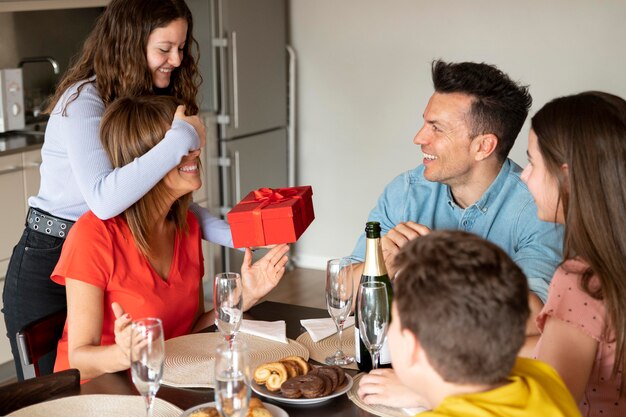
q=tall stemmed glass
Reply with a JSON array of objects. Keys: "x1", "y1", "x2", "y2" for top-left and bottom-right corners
[
  {"x1": 357, "y1": 282, "x2": 390, "y2": 370},
  {"x1": 214, "y1": 339, "x2": 251, "y2": 417},
  {"x1": 214, "y1": 272, "x2": 244, "y2": 348},
  {"x1": 130, "y1": 318, "x2": 165, "y2": 417},
  {"x1": 325, "y1": 257, "x2": 355, "y2": 365}
]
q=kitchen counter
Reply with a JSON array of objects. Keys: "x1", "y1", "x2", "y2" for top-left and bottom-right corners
[{"x1": 0, "y1": 131, "x2": 44, "y2": 156}]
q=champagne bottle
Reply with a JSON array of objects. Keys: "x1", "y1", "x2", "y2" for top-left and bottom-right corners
[{"x1": 354, "y1": 221, "x2": 393, "y2": 372}]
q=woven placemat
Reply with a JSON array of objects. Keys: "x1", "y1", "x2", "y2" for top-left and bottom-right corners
[
  {"x1": 8, "y1": 395, "x2": 181, "y2": 417},
  {"x1": 162, "y1": 332, "x2": 309, "y2": 388},
  {"x1": 347, "y1": 373, "x2": 427, "y2": 417},
  {"x1": 296, "y1": 326, "x2": 359, "y2": 370}
]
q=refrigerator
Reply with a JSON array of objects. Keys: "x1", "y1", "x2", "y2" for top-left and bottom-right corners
[{"x1": 191, "y1": 0, "x2": 291, "y2": 272}]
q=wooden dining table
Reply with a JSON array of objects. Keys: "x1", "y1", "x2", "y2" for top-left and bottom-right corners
[{"x1": 78, "y1": 301, "x2": 374, "y2": 416}]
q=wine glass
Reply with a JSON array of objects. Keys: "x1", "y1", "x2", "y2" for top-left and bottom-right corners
[
  {"x1": 325, "y1": 257, "x2": 355, "y2": 365},
  {"x1": 357, "y1": 282, "x2": 390, "y2": 370},
  {"x1": 214, "y1": 339, "x2": 251, "y2": 417},
  {"x1": 130, "y1": 318, "x2": 165, "y2": 417},
  {"x1": 214, "y1": 272, "x2": 244, "y2": 347}
]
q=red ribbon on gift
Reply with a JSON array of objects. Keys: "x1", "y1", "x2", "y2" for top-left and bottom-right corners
[{"x1": 238, "y1": 187, "x2": 305, "y2": 246}]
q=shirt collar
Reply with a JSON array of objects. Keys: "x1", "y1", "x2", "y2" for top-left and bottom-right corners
[{"x1": 446, "y1": 159, "x2": 512, "y2": 214}]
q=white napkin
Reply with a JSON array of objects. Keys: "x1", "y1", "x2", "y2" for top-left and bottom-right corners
[
  {"x1": 403, "y1": 406, "x2": 429, "y2": 415},
  {"x1": 239, "y1": 319, "x2": 288, "y2": 344},
  {"x1": 300, "y1": 316, "x2": 355, "y2": 342}
]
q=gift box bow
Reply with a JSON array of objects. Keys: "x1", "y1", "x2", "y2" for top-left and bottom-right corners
[{"x1": 236, "y1": 187, "x2": 309, "y2": 245}]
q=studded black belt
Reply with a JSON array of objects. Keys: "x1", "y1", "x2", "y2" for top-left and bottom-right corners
[{"x1": 26, "y1": 207, "x2": 75, "y2": 239}]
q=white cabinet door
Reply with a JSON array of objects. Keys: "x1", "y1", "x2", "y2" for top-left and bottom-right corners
[
  {"x1": 22, "y1": 149, "x2": 42, "y2": 204},
  {"x1": 0, "y1": 153, "x2": 26, "y2": 279},
  {"x1": 0, "y1": 277, "x2": 13, "y2": 364}
]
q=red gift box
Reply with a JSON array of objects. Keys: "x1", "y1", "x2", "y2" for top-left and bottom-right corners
[{"x1": 227, "y1": 186, "x2": 315, "y2": 248}]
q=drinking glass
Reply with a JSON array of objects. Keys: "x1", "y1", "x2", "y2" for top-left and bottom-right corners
[
  {"x1": 130, "y1": 318, "x2": 165, "y2": 417},
  {"x1": 357, "y1": 282, "x2": 390, "y2": 370},
  {"x1": 214, "y1": 272, "x2": 244, "y2": 347},
  {"x1": 214, "y1": 339, "x2": 251, "y2": 417},
  {"x1": 325, "y1": 257, "x2": 355, "y2": 365}
]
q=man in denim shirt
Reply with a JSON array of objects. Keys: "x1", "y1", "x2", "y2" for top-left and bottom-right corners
[{"x1": 352, "y1": 60, "x2": 563, "y2": 332}]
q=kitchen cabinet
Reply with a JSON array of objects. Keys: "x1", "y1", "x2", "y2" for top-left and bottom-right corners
[
  {"x1": 0, "y1": 153, "x2": 27, "y2": 278},
  {"x1": 0, "y1": 149, "x2": 41, "y2": 373},
  {"x1": 193, "y1": 113, "x2": 222, "y2": 304}
]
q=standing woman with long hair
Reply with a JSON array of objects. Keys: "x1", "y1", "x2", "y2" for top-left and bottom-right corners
[
  {"x1": 2, "y1": 0, "x2": 236, "y2": 380},
  {"x1": 522, "y1": 91, "x2": 626, "y2": 415}
]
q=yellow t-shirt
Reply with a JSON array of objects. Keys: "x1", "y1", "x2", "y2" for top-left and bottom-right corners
[{"x1": 421, "y1": 358, "x2": 581, "y2": 417}]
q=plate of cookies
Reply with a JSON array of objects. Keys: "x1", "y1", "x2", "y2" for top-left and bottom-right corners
[
  {"x1": 181, "y1": 398, "x2": 288, "y2": 417},
  {"x1": 251, "y1": 356, "x2": 353, "y2": 405}
]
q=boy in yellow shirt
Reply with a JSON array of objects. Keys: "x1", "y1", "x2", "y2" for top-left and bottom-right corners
[{"x1": 359, "y1": 230, "x2": 581, "y2": 417}]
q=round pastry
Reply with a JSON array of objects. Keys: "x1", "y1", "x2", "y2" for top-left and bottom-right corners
[
  {"x1": 280, "y1": 374, "x2": 325, "y2": 399},
  {"x1": 246, "y1": 398, "x2": 272, "y2": 417},
  {"x1": 280, "y1": 359, "x2": 301, "y2": 378},
  {"x1": 248, "y1": 397, "x2": 264, "y2": 409},
  {"x1": 253, "y1": 362, "x2": 288, "y2": 391},
  {"x1": 281, "y1": 355, "x2": 311, "y2": 375}
]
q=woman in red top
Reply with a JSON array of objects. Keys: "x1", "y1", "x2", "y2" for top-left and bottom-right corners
[{"x1": 52, "y1": 95, "x2": 289, "y2": 380}]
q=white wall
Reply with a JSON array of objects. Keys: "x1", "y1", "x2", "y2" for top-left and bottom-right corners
[{"x1": 289, "y1": 0, "x2": 626, "y2": 269}]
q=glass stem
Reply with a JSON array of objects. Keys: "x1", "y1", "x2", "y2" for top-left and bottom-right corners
[
  {"x1": 336, "y1": 323, "x2": 344, "y2": 353},
  {"x1": 371, "y1": 349, "x2": 380, "y2": 370},
  {"x1": 144, "y1": 394, "x2": 155, "y2": 417}
]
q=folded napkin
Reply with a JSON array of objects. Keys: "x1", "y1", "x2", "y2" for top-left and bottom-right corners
[
  {"x1": 300, "y1": 316, "x2": 355, "y2": 342},
  {"x1": 239, "y1": 319, "x2": 288, "y2": 344}
]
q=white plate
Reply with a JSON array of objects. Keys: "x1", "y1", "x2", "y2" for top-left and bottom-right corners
[
  {"x1": 180, "y1": 401, "x2": 288, "y2": 417},
  {"x1": 251, "y1": 374, "x2": 353, "y2": 405}
]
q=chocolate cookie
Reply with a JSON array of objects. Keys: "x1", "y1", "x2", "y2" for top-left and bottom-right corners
[
  {"x1": 329, "y1": 365, "x2": 346, "y2": 386},
  {"x1": 312, "y1": 371, "x2": 333, "y2": 396},
  {"x1": 310, "y1": 366, "x2": 339, "y2": 391},
  {"x1": 280, "y1": 374, "x2": 325, "y2": 399}
]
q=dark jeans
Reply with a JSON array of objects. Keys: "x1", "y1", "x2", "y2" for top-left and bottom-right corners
[{"x1": 2, "y1": 226, "x2": 67, "y2": 380}]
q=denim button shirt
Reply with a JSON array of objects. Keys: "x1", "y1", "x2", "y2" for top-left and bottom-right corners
[{"x1": 352, "y1": 159, "x2": 563, "y2": 303}]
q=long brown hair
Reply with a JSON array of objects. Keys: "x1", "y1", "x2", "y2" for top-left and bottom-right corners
[
  {"x1": 99, "y1": 95, "x2": 192, "y2": 256},
  {"x1": 46, "y1": 0, "x2": 199, "y2": 115},
  {"x1": 532, "y1": 91, "x2": 626, "y2": 395}
]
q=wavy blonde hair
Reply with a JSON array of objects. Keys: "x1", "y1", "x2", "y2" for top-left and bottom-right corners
[
  {"x1": 46, "y1": 0, "x2": 200, "y2": 115},
  {"x1": 99, "y1": 95, "x2": 192, "y2": 256}
]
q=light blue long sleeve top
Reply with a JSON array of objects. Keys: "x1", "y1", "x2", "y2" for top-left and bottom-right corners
[
  {"x1": 29, "y1": 78, "x2": 233, "y2": 247},
  {"x1": 351, "y1": 159, "x2": 563, "y2": 303}
]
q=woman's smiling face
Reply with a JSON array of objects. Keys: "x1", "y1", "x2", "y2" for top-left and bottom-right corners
[
  {"x1": 521, "y1": 129, "x2": 565, "y2": 224},
  {"x1": 163, "y1": 149, "x2": 202, "y2": 198},
  {"x1": 145, "y1": 18, "x2": 188, "y2": 89}
]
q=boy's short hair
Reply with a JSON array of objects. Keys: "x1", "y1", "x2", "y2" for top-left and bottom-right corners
[{"x1": 393, "y1": 230, "x2": 529, "y2": 385}]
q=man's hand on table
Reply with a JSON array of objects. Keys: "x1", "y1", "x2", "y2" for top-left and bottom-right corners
[
  {"x1": 357, "y1": 368, "x2": 426, "y2": 408},
  {"x1": 381, "y1": 222, "x2": 431, "y2": 277}
]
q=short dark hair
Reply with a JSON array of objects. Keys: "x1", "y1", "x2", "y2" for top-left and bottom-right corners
[
  {"x1": 393, "y1": 230, "x2": 529, "y2": 385},
  {"x1": 431, "y1": 60, "x2": 532, "y2": 162}
]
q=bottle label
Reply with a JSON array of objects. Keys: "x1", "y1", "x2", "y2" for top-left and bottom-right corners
[{"x1": 354, "y1": 327, "x2": 361, "y2": 362}]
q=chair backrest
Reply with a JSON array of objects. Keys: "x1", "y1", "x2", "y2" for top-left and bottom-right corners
[
  {"x1": 0, "y1": 368, "x2": 79, "y2": 415},
  {"x1": 16, "y1": 308, "x2": 67, "y2": 379}
]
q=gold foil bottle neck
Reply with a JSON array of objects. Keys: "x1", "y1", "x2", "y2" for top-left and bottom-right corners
[{"x1": 363, "y1": 236, "x2": 387, "y2": 277}]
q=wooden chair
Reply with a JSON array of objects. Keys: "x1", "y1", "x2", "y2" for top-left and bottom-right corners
[
  {"x1": 16, "y1": 308, "x2": 67, "y2": 379},
  {"x1": 0, "y1": 368, "x2": 80, "y2": 415}
]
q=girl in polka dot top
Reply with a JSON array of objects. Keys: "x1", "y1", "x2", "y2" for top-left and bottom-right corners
[{"x1": 520, "y1": 91, "x2": 626, "y2": 417}]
